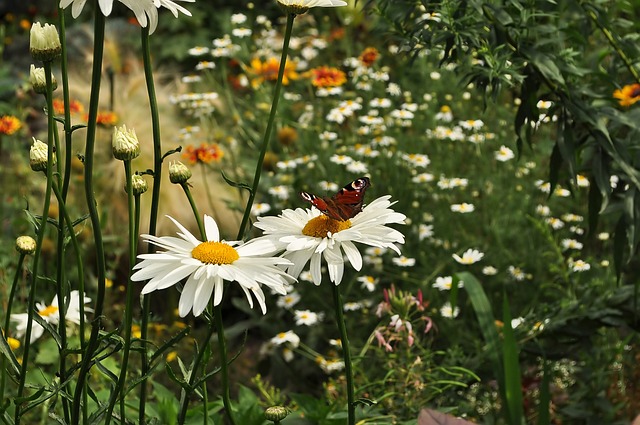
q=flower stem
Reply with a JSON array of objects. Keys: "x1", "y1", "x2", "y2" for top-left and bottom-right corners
[
  {"x1": 180, "y1": 183, "x2": 205, "y2": 238},
  {"x1": 176, "y1": 188, "x2": 235, "y2": 425},
  {"x1": 236, "y1": 13, "x2": 295, "y2": 240},
  {"x1": 331, "y1": 284, "x2": 356, "y2": 425},
  {"x1": 177, "y1": 325, "x2": 216, "y2": 425},
  {"x1": 15, "y1": 58, "x2": 57, "y2": 425},
  {"x1": 71, "y1": 10, "x2": 107, "y2": 425},
  {"x1": 58, "y1": 7, "x2": 73, "y2": 200},
  {"x1": 139, "y1": 26, "x2": 162, "y2": 422},
  {"x1": 0, "y1": 253, "x2": 25, "y2": 402},
  {"x1": 213, "y1": 305, "x2": 236, "y2": 425},
  {"x1": 105, "y1": 160, "x2": 137, "y2": 425}
]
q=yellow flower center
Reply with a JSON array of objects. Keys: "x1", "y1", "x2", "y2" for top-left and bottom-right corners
[
  {"x1": 8, "y1": 337, "x2": 21, "y2": 351},
  {"x1": 191, "y1": 241, "x2": 239, "y2": 264},
  {"x1": 38, "y1": 305, "x2": 59, "y2": 317},
  {"x1": 302, "y1": 215, "x2": 351, "y2": 238}
]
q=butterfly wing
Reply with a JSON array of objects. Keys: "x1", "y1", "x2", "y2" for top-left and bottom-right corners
[
  {"x1": 328, "y1": 177, "x2": 371, "y2": 220},
  {"x1": 301, "y1": 177, "x2": 371, "y2": 221}
]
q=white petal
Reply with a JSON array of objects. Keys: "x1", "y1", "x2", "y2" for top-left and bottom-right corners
[
  {"x1": 341, "y1": 240, "x2": 362, "y2": 271},
  {"x1": 179, "y1": 273, "x2": 200, "y2": 317},
  {"x1": 166, "y1": 215, "x2": 201, "y2": 245},
  {"x1": 212, "y1": 275, "x2": 224, "y2": 307},
  {"x1": 192, "y1": 276, "x2": 215, "y2": 316},
  {"x1": 98, "y1": 0, "x2": 113, "y2": 15},
  {"x1": 203, "y1": 214, "x2": 220, "y2": 242},
  {"x1": 310, "y1": 252, "x2": 322, "y2": 285}
]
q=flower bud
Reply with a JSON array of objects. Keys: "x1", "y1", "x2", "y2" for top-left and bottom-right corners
[
  {"x1": 30, "y1": 22, "x2": 62, "y2": 62},
  {"x1": 30, "y1": 137, "x2": 55, "y2": 172},
  {"x1": 16, "y1": 235, "x2": 37, "y2": 255},
  {"x1": 30, "y1": 64, "x2": 57, "y2": 94},
  {"x1": 130, "y1": 174, "x2": 149, "y2": 195},
  {"x1": 264, "y1": 406, "x2": 289, "y2": 422},
  {"x1": 169, "y1": 161, "x2": 192, "y2": 184},
  {"x1": 112, "y1": 124, "x2": 140, "y2": 161}
]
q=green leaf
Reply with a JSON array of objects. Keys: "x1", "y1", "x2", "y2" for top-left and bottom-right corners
[
  {"x1": 457, "y1": 272, "x2": 504, "y2": 388},
  {"x1": 537, "y1": 360, "x2": 552, "y2": 425},
  {"x1": 613, "y1": 215, "x2": 626, "y2": 281},
  {"x1": 221, "y1": 170, "x2": 252, "y2": 193}
]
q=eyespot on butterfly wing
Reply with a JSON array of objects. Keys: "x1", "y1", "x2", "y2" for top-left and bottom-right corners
[{"x1": 300, "y1": 177, "x2": 371, "y2": 221}]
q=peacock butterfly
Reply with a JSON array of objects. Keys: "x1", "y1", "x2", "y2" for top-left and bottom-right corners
[{"x1": 300, "y1": 177, "x2": 371, "y2": 221}]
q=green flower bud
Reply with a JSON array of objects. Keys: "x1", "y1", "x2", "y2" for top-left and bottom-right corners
[
  {"x1": 30, "y1": 22, "x2": 62, "y2": 62},
  {"x1": 30, "y1": 64, "x2": 57, "y2": 94},
  {"x1": 169, "y1": 161, "x2": 192, "y2": 184},
  {"x1": 130, "y1": 174, "x2": 149, "y2": 195},
  {"x1": 30, "y1": 137, "x2": 55, "y2": 172},
  {"x1": 112, "y1": 124, "x2": 140, "y2": 161},
  {"x1": 16, "y1": 236, "x2": 37, "y2": 255},
  {"x1": 264, "y1": 406, "x2": 289, "y2": 423}
]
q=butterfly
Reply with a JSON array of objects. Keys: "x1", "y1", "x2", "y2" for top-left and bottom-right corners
[{"x1": 300, "y1": 177, "x2": 371, "y2": 221}]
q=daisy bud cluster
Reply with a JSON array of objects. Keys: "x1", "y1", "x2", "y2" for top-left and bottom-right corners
[{"x1": 30, "y1": 22, "x2": 62, "y2": 62}]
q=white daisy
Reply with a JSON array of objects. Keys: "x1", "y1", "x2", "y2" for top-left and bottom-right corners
[
  {"x1": 11, "y1": 290, "x2": 92, "y2": 343},
  {"x1": 276, "y1": 292, "x2": 301, "y2": 309},
  {"x1": 294, "y1": 310, "x2": 322, "y2": 326},
  {"x1": 130, "y1": 215, "x2": 293, "y2": 316},
  {"x1": 432, "y1": 276, "x2": 463, "y2": 291},
  {"x1": 270, "y1": 330, "x2": 300, "y2": 348},
  {"x1": 277, "y1": 0, "x2": 347, "y2": 13},
  {"x1": 450, "y1": 203, "x2": 475, "y2": 213},
  {"x1": 440, "y1": 302, "x2": 460, "y2": 318},
  {"x1": 253, "y1": 196, "x2": 406, "y2": 285},
  {"x1": 495, "y1": 145, "x2": 515, "y2": 162},
  {"x1": 453, "y1": 248, "x2": 484, "y2": 265},
  {"x1": 357, "y1": 275, "x2": 378, "y2": 292},
  {"x1": 59, "y1": 0, "x2": 192, "y2": 33}
]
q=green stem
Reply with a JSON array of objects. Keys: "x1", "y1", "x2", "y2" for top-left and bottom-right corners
[
  {"x1": 15, "y1": 58, "x2": 57, "y2": 425},
  {"x1": 0, "y1": 253, "x2": 25, "y2": 402},
  {"x1": 105, "y1": 161, "x2": 136, "y2": 425},
  {"x1": 54, "y1": 178, "x2": 70, "y2": 425},
  {"x1": 174, "y1": 186, "x2": 235, "y2": 425},
  {"x1": 213, "y1": 305, "x2": 235, "y2": 425},
  {"x1": 177, "y1": 325, "x2": 216, "y2": 425},
  {"x1": 581, "y1": 3, "x2": 640, "y2": 84},
  {"x1": 180, "y1": 183, "x2": 205, "y2": 237},
  {"x1": 139, "y1": 26, "x2": 162, "y2": 423},
  {"x1": 71, "y1": 11, "x2": 107, "y2": 425},
  {"x1": 58, "y1": 7, "x2": 73, "y2": 200},
  {"x1": 236, "y1": 13, "x2": 295, "y2": 240},
  {"x1": 55, "y1": 12, "x2": 74, "y2": 421},
  {"x1": 331, "y1": 284, "x2": 355, "y2": 425}
]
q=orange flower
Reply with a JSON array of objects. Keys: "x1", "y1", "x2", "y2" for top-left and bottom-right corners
[
  {"x1": 248, "y1": 57, "x2": 298, "y2": 88},
  {"x1": 359, "y1": 47, "x2": 379, "y2": 67},
  {"x1": 183, "y1": 143, "x2": 224, "y2": 164},
  {"x1": 613, "y1": 83, "x2": 640, "y2": 107},
  {"x1": 84, "y1": 111, "x2": 118, "y2": 126},
  {"x1": 0, "y1": 115, "x2": 22, "y2": 135},
  {"x1": 53, "y1": 98, "x2": 85, "y2": 115},
  {"x1": 308, "y1": 66, "x2": 347, "y2": 88}
]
